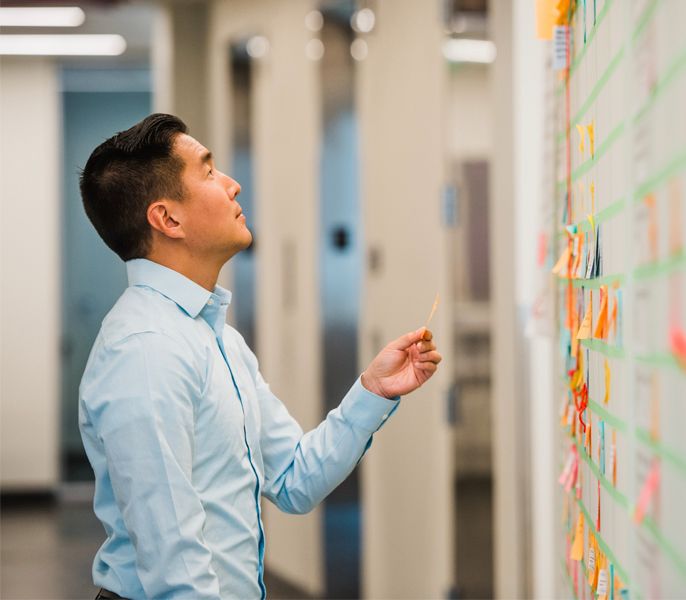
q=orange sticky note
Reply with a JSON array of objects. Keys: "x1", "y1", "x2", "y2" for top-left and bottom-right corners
[
  {"x1": 594, "y1": 286, "x2": 609, "y2": 339},
  {"x1": 552, "y1": 246, "x2": 571, "y2": 275},
  {"x1": 609, "y1": 296, "x2": 618, "y2": 339},
  {"x1": 587, "y1": 535, "x2": 598, "y2": 588},
  {"x1": 570, "y1": 512, "x2": 584, "y2": 561},
  {"x1": 604, "y1": 359, "x2": 611, "y2": 404},
  {"x1": 577, "y1": 301, "x2": 593, "y2": 340},
  {"x1": 535, "y1": 0, "x2": 556, "y2": 39}
]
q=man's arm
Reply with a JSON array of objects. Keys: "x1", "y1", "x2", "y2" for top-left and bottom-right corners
[
  {"x1": 84, "y1": 332, "x2": 221, "y2": 599},
  {"x1": 234, "y1": 327, "x2": 441, "y2": 514}
]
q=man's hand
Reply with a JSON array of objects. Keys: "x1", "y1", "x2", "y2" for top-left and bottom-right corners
[{"x1": 360, "y1": 328, "x2": 442, "y2": 399}]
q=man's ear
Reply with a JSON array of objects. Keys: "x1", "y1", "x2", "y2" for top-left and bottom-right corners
[{"x1": 147, "y1": 200, "x2": 185, "y2": 240}]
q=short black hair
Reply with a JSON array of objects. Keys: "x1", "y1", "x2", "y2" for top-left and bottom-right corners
[{"x1": 79, "y1": 113, "x2": 188, "y2": 261}]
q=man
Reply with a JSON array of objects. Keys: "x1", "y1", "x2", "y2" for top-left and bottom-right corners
[{"x1": 79, "y1": 113, "x2": 442, "y2": 600}]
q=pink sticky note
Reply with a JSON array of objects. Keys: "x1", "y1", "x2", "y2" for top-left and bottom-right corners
[{"x1": 634, "y1": 461, "x2": 660, "y2": 524}]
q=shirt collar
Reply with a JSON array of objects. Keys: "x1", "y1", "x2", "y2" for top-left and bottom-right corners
[{"x1": 126, "y1": 258, "x2": 232, "y2": 319}]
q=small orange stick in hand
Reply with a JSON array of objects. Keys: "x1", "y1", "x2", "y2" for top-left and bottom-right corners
[{"x1": 422, "y1": 292, "x2": 440, "y2": 340}]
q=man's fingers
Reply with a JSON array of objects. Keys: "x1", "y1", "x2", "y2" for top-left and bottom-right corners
[
  {"x1": 421, "y1": 328, "x2": 433, "y2": 341},
  {"x1": 416, "y1": 361, "x2": 438, "y2": 373},
  {"x1": 416, "y1": 351, "x2": 442, "y2": 364},
  {"x1": 415, "y1": 340, "x2": 437, "y2": 353}
]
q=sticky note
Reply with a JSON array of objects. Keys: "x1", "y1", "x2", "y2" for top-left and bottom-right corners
[
  {"x1": 604, "y1": 359, "x2": 611, "y2": 404},
  {"x1": 552, "y1": 246, "x2": 571, "y2": 275},
  {"x1": 576, "y1": 123, "x2": 586, "y2": 155},
  {"x1": 634, "y1": 460, "x2": 660, "y2": 524},
  {"x1": 570, "y1": 512, "x2": 584, "y2": 561},
  {"x1": 587, "y1": 121, "x2": 595, "y2": 157},
  {"x1": 577, "y1": 301, "x2": 593, "y2": 340},
  {"x1": 587, "y1": 538, "x2": 598, "y2": 587},
  {"x1": 535, "y1": 0, "x2": 556, "y2": 39},
  {"x1": 670, "y1": 326, "x2": 686, "y2": 371},
  {"x1": 424, "y1": 292, "x2": 440, "y2": 332},
  {"x1": 594, "y1": 286, "x2": 609, "y2": 339}
]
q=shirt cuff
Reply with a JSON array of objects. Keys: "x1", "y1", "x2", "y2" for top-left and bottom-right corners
[{"x1": 339, "y1": 376, "x2": 401, "y2": 434}]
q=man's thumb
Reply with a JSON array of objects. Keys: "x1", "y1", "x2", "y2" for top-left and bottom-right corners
[{"x1": 391, "y1": 327, "x2": 428, "y2": 350}]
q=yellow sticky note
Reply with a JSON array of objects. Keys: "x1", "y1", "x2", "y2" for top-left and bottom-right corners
[
  {"x1": 576, "y1": 123, "x2": 586, "y2": 156},
  {"x1": 570, "y1": 512, "x2": 584, "y2": 561},
  {"x1": 587, "y1": 121, "x2": 595, "y2": 158},
  {"x1": 587, "y1": 213, "x2": 596, "y2": 234},
  {"x1": 604, "y1": 359, "x2": 611, "y2": 404},
  {"x1": 590, "y1": 182, "x2": 596, "y2": 213}
]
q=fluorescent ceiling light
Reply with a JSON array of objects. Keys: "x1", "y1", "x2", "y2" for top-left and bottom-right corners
[
  {"x1": 0, "y1": 34, "x2": 126, "y2": 56},
  {"x1": 443, "y1": 38, "x2": 496, "y2": 64},
  {"x1": 0, "y1": 7, "x2": 85, "y2": 27}
]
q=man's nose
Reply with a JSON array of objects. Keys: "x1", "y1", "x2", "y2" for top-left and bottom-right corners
[{"x1": 224, "y1": 174, "x2": 241, "y2": 198}]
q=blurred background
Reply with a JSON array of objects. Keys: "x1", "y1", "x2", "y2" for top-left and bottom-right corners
[{"x1": 0, "y1": 0, "x2": 552, "y2": 598}]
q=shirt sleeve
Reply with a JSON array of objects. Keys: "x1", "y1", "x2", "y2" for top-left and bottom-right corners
[
  {"x1": 84, "y1": 331, "x2": 221, "y2": 600},
  {"x1": 235, "y1": 333, "x2": 400, "y2": 515}
]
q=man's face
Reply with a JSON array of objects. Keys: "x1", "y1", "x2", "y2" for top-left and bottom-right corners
[{"x1": 172, "y1": 133, "x2": 252, "y2": 260}]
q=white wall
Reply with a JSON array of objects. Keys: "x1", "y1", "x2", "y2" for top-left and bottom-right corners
[
  {"x1": 446, "y1": 64, "x2": 493, "y2": 161},
  {"x1": 357, "y1": 1, "x2": 454, "y2": 597},
  {"x1": 201, "y1": 0, "x2": 325, "y2": 594},
  {"x1": 0, "y1": 57, "x2": 61, "y2": 490}
]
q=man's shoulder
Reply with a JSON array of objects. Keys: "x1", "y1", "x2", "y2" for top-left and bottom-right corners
[{"x1": 99, "y1": 285, "x2": 187, "y2": 347}]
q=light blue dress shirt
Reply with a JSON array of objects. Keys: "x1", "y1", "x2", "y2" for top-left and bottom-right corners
[{"x1": 79, "y1": 258, "x2": 400, "y2": 600}]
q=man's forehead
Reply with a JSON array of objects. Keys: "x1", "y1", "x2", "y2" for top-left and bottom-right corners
[{"x1": 174, "y1": 133, "x2": 210, "y2": 163}]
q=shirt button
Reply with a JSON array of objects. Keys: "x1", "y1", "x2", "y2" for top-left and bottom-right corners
[
  {"x1": 382, "y1": 413, "x2": 389, "y2": 420},
  {"x1": 207, "y1": 299, "x2": 214, "y2": 306}
]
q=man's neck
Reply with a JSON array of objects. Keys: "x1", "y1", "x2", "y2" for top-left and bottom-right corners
[{"x1": 145, "y1": 251, "x2": 224, "y2": 292}]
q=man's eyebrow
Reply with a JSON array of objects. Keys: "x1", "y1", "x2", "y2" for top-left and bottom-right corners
[{"x1": 200, "y1": 150, "x2": 213, "y2": 165}]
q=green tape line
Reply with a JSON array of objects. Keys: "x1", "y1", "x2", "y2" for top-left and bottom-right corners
[
  {"x1": 634, "y1": 45, "x2": 686, "y2": 125},
  {"x1": 635, "y1": 428, "x2": 686, "y2": 477},
  {"x1": 561, "y1": 559, "x2": 580, "y2": 600},
  {"x1": 572, "y1": 272, "x2": 625, "y2": 289},
  {"x1": 570, "y1": 0, "x2": 615, "y2": 76},
  {"x1": 588, "y1": 398, "x2": 628, "y2": 433},
  {"x1": 633, "y1": 251, "x2": 686, "y2": 281},
  {"x1": 641, "y1": 515, "x2": 686, "y2": 580},
  {"x1": 632, "y1": 0, "x2": 661, "y2": 43},
  {"x1": 580, "y1": 338, "x2": 626, "y2": 358},
  {"x1": 573, "y1": 435, "x2": 630, "y2": 510},
  {"x1": 575, "y1": 494, "x2": 631, "y2": 584},
  {"x1": 556, "y1": 196, "x2": 627, "y2": 239},
  {"x1": 558, "y1": 121, "x2": 626, "y2": 188},
  {"x1": 572, "y1": 45, "x2": 625, "y2": 126},
  {"x1": 634, "y1": 351, "x2": 682, "y2": 372},
  {"x1": 633, "y1": 149, "x2": 686, "y2": 201}
]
